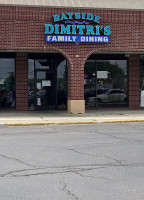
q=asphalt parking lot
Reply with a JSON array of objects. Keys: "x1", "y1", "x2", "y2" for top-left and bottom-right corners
[{"x1": 0, "y1": 123, "x2": 144, "y2": 200}]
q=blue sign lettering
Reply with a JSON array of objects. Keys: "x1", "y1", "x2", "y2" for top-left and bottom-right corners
[
  {"x1": 45, "y1": 24, "x2": 111, "y2": 36},
  {"x1": 45, "y1": 35, "x2": 110, "y2": 43},
  {"x1": 45, "y1": 13, "x2": 111, "y2": 43},
  {"x1": 52, "y1": 12, "x2": 101, "y2": 23}
]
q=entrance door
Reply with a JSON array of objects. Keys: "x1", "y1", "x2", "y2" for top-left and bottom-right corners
[
  {"x1": 28, "y1": 53, "x2": 67, "y2": 111},
  {"x1": 35, "y1": 70, "x2": 56, "y2": 110}
]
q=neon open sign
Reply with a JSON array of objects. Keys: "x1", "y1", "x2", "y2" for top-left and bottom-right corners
[{"x1": 45, "y1": 13, "x2": 111, "y2": 43}]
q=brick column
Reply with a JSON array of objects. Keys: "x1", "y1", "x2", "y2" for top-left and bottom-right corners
[
  {"x1": 15, "y1": 52, "x2": 28, "y2": 111},
  {"x1": 128, "y1": 54, "x2": 140, "y2": 109},
  {"x1": 67, "y1": 55, "x2": 85, "y2": 114}
]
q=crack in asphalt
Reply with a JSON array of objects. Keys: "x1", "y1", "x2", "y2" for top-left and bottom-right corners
[
  {"x1": 0, "y1": 169, "x2": 35, "y2": 178},
  {"x1": 61, "y1": 181, "x2": 80, "y2": 200},
  {"x1": 0, "y1": 146, "x2": 123, "y2": 170},
  {"x1": 0, "y1": 164, "x2": 114, "y2": 178},
  {"x1": 1, "y1": 144, "x2": 142, "y2": 179},
  {"x1": 32, "y1": 145, "x2": 123, "y2": 165},
  {"x1": 0, "y1": 162, "x2": 144, "y2": 178},
  {"x1": 95, "y1": 130, "x2": 144, "y2": 144},
  {"x1": 67, "y1": 148, "x2": 122, "y2": 164},
  {"x1": 0, "y1": 154, "x2": 37, "y2": 168},
  {"x1": 74, "y1": 170, "x2": 115, "y2": 182}
]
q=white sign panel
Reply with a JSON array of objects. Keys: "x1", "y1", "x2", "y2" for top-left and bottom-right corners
[
  {"x1": 0, "y1": 79, "x2": 4, "y2": 84},
  {"x1": 37, "y1": 83, "x2": 41, "y2": 90},
  {"x1": 42, "y1": 80, "x2": 51, "y2": 87},
  {"x1": 97, "y1": 71, "x2": 108, "y2": 79}
]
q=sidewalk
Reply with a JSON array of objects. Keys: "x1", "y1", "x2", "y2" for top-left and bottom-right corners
[{"x1": 0, "y1": 109, "x2": 144, "y2": 126}]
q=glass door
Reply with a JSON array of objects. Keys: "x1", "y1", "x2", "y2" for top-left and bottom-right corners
[
  {"x1": 35, "y1": 70, "x2": 55, "y2": 110},
  {"x1": 28, "y1": 53, "x2": 67, "y2": 111}
]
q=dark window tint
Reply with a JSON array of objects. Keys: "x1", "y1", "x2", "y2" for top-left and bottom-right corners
[{"x1": 0, "y1": 58, "x2": 15, "y2": 109}]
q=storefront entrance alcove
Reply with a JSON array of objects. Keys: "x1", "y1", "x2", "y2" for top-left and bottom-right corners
[
  {"x1": 28, "y1": 53, "x2": 67, "y2": 111},
  {"x1": 84, "y1": 54, "x2": 128, "y2": 109}
]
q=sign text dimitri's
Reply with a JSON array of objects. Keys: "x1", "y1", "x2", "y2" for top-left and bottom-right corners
[{"x1": 45, "y1": 13, "x2": 111, "y2": 43}]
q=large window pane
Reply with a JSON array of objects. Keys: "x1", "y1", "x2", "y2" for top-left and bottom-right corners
[
  {"x1": 57, "y1": 60, "x2": 67, "y2": 110},
  {"x1": 84, "y1": 60, "x2": 96, "y2": 105},
  {"x1": 85, "y1": 58, "x2": 128, "y2": 109},
  {"x1": 0, "y1": 58, "x2": 15, "y2": 109}
]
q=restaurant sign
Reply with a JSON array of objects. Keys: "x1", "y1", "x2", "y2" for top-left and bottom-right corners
[{"x1": 45, "y1": 13, "x2": 111, "y2": 43}]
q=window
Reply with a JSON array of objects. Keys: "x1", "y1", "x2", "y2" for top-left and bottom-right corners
[
  {"x1": 84, "y1": 55, "x2": 128, "y2": 108},
  {"x1": 0, "y1": 57, "x2": 15, "y2": 109}
]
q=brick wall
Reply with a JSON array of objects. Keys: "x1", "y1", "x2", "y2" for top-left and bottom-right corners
[
  {"x1": 0, "y1": 6, "x2": 143, "y2": 52},
  {"x1": 128, "y1": 55, "x2": 140, "y2": 109},
  {"x1": 0, "y1": 5, "x2": 143, "y2": 109},
  {"x1": 15, "y1": 52, "x2": 28, "y2": 111}
]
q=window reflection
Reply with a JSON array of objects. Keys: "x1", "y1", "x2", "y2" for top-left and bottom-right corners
[
  {"x1": 57, "y1": 60, "x2": 67, "y2": 110},
  {"x1": 35, "y1": 59, "x2": 50, "y2": 70},
  {"x1": 28, "y1": 59, "x2": 35, "y2": 110},
  {"x1": 84, "y1": 59, "x2": 127, "y2": 108},
  {"x1": 0, "y1": 58, "x2": 15, "y2": 109}
]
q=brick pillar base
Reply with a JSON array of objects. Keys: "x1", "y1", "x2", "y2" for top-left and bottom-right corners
[
  {"x1": 67, "y1": 100, "x2": 85, "y2": 114},
  {"x1": 128, "y1": 55, "x2": 140, "y2": 109},
  {"x1": 15, "y1": 52, "x2": 28, "y2": 111}
]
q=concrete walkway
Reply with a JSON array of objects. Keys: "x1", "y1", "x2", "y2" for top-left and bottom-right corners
[{"x1": 0, "y1": 109, "x2": 144, "y2": 126}]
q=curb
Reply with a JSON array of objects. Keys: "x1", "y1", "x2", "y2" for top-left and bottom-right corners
[
  {"x1": 103, "y1": 120, "x2": 144, "y2": 123},
  {"x1": 5, "y1": 119, "x2": 144, "y2": 126},
  {"x1": 6, "y1": 121, "x2": 99, "y2": 126}
]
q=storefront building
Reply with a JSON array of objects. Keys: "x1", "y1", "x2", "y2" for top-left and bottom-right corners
[{"x1": 0, "y1": 1, "x2": 144, "y2": 113}]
